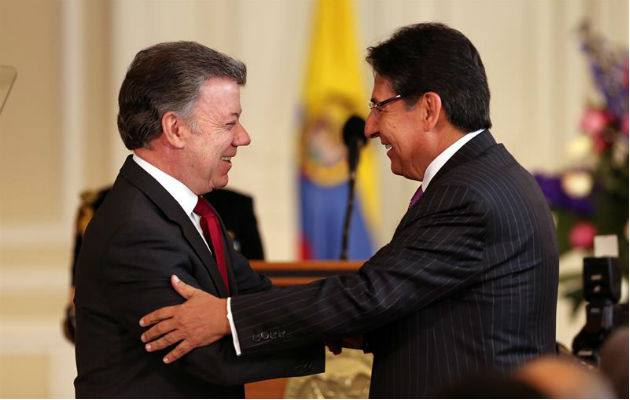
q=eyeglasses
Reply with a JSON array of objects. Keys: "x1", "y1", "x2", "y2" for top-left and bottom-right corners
[{"x1": 369, "y1": 94, "x2": 403, "y2": 113}]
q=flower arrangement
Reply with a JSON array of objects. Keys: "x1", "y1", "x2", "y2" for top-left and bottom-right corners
[{"x1": 534, "y1": 22, "x2": 629, "y2": 313}]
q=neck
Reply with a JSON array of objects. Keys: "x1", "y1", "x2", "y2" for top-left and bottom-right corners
[
  {"x1": 437, "y1": 125, "x2": 465, "y2": 151},
  {"x1": 411, "y1": 122, "x2": 465, "y2": 181},
  {"x1": 134, "y1": 147, "x2": 188, "y2": 188}
]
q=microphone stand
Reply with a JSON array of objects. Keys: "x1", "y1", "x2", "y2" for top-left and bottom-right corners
[
  {"x1": 339, "y1": 115, "x2": 366, "y2": 261},
  {"x1": 340, "y1": 170, "x2": 357, "y2": 261}
]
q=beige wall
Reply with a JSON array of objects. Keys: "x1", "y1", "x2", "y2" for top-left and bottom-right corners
[{"x1": 0, "y1": 0, "x2": 627, "y2": 397}]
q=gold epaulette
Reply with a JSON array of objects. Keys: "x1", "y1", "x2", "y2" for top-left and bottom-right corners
[{"x1": 75, "y1": 190, "x2": 101, "y2": 237}]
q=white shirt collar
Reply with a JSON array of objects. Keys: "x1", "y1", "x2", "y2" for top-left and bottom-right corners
[
  {"x1": 132, "y1": 153, "x2": 199, "y2": 216},
  {"x1": 422, "y1": 129, "x2": 484, "y2": 191}
]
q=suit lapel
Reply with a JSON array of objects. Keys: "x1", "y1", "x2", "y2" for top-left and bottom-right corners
[{"x1": 119, "y1": 156, "x2": 229, "y2": 297}]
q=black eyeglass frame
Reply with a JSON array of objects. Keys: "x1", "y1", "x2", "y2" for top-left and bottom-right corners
[{"x1": 368, "y1": 94, "x2": 404, "y2": 112}]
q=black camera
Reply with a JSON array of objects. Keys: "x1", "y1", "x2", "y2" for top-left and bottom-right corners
[{"x1": 572, "y1": 256, "x2": 628, "y2": 365}]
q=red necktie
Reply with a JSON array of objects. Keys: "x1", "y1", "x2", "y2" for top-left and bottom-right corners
[
  {"x1": 409, "y1": 186, "x2": 424, "y2": 208},
  {"x1": 194, "y1": 196, "x2": 229, "y2": 294}
]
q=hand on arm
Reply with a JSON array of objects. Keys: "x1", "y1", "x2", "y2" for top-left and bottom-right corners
[{"x1": 140, "y1": 275, "x2": 230, "y2": 363}]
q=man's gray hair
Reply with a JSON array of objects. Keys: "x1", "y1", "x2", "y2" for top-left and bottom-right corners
[{"x1": 117, "y1": 41, "x2": 246, "y2": 150}]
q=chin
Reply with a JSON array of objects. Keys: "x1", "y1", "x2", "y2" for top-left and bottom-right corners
[
  {"x1": 212, "y1": 177, "x2": 229, "y2": 189},
  {"x1": 390, "y1": 165, "x2": 403, "y2": 177}
]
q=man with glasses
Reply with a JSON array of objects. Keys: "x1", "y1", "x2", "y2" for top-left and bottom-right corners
[
  {"x1": 73, "y1": 41, "x2": 324, "y2": 398},
  {"x1": 140, "y1": 23, "x2": 559, "y2": 398}
]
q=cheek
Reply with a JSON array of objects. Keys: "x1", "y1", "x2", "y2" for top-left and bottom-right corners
[
  {"x1": 202, "y1": 138, "x2": 225, "y2": 160},
  {"x1": 213, "y1": 134, "x2": 232, "y2": 152},
  {"x1": 384, "y1": 121, "x2": 401, "y2": 144}
]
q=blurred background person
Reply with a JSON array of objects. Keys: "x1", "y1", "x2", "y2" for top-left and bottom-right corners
[
  {"x1": 598, "y1": 327, "x2": 629, "y2": 398},
  {"x1": 515, "y1": 356, "x2": 615, "y2": 398}
]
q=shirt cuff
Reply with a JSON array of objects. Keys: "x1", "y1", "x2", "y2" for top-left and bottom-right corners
[{"x1": 226, "y1": 297, "x2": 242, "y2": 356}]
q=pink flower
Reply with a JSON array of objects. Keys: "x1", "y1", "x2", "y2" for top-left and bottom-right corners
[
  {"x1": 569, "y1": 222, "x2": 597, "y2": 249},
  {"x1": 580, "y1": 108, "x2": 611, "y2": 138}
]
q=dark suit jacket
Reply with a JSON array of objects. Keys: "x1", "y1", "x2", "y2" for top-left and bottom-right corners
[
  {"x1": 74, "y1": 156, "x2": 323, "y2": 398},
  {"x1": 66, "y1": 187, "x2": 264, "y2": 344},
  {"x1": 231, "y1": 131, "x2": 559, "y2": 398}
]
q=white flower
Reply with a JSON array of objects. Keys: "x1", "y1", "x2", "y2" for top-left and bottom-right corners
[{"x1": 561, "y1": 170, "x2": 593, "y2": 198}]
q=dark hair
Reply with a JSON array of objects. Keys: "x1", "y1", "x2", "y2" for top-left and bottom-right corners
[
  {"x1": 366, "y1": 23, "x2": 491, "y2": 132},
  {"x1": 117, "y1": 41, "x2": 246, "y2": 150}
]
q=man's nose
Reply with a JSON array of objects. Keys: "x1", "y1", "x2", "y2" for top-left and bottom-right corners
[
  {"x1": 235, "y1": 124, "x2": 251, "y2": 146},
  {"x1": 365, "y1": 111, "x2": 379, "y2": 139}
]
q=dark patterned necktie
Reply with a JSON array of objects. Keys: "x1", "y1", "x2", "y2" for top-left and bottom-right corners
[
  {"x1": 194, "y1": 196, "x2": 229, "y2": 293},
  {"x1": 409, "y1": 186, "x2": 424, "y2": 208}
]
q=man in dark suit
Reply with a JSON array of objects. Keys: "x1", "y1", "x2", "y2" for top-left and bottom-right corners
[
  {"x1": 139, "y1": 23, "x2": 559, "y2": 398},
  {"x1": 73, "y1": 41, "x2": 323, "y2": 398}
]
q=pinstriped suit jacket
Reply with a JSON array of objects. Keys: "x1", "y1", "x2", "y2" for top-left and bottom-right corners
[{"x1": 231, "y1": 130, "x2": 559, "y2": 398}]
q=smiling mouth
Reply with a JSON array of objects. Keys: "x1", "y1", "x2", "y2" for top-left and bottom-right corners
[{"x1": 221, "y1": 156, "x2": 232, "y2": 162}]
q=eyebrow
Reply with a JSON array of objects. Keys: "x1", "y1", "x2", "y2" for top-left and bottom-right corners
[{"x1": 225, "y1": 111, "x2": 241, "y2": 124}]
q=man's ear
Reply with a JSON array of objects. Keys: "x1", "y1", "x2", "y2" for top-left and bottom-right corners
[
  {"x1": 161, "y1": 111, "x2": 186, "y2": 149},
  {"x1": 421, "y1": 92, "x2": 442, "y2": 131}
]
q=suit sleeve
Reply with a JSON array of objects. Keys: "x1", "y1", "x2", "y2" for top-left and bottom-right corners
[
  {"x1": 103, "y1": 220, "x2": 323, "y2": 385},
  {"x1": 231, "y1": 184, "x2": 487, "y2": 355}
]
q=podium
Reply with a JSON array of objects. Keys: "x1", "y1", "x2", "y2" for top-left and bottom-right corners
[
  {"x1": 249, "y1": 260, "x2": 362, "y2": 285},
  {"x1": 244, "y1": 261, "x2": 365, "y2": 399}
]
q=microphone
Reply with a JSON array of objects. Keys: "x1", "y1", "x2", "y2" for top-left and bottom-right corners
[
  {"x1": 340, "y1": 116, "x2": 366, "y2": 260},
  {"x1": 342, "y1": 116, "x2": 367, "y2": 175}
]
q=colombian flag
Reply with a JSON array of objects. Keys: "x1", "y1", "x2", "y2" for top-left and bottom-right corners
[{"x1": 298, "y1": 0, "x2": 380, "y2": 260}]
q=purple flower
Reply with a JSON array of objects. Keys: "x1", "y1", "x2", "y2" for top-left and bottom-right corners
[{"x1": 534, "y1": 173, "x2": 595, "y2": 216}]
